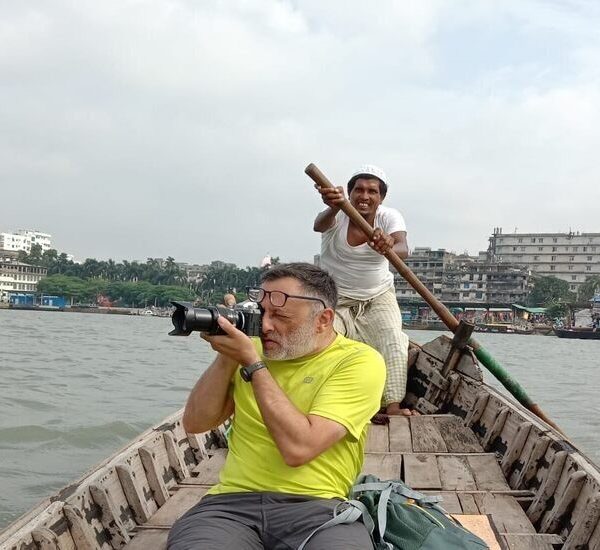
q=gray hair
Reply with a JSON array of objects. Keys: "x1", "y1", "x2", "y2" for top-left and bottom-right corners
[{"x1": 260, "y1": 262, "x2": 337, "y2": 310}]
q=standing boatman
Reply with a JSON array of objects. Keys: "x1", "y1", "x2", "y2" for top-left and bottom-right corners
[{"x1": 313, "y1": 164, "x2": 412, "y2": 416}]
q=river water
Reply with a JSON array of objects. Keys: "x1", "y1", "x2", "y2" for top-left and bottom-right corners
[{"x1": 0, "y1": 309, "x2": 598, "y2": 529}]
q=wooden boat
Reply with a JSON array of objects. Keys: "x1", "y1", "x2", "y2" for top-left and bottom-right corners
[
  {"x1": 474, "y1": 323, "x2": 534, "y2": 335},
  {"x1": 554, "y1": 327, "x2": 600, "y2": 340},
  {"x1": 2, "y1": 333, "x2": 600, "y2": 549}
]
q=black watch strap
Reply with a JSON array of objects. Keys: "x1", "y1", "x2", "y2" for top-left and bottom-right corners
[{"x1": 240, "y1": 361, "x2": 267, "y2": 382}]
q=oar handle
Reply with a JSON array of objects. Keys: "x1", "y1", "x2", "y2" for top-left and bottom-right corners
[{"x1": 305, "y1": 162, "x2": 565, "y2": 436}]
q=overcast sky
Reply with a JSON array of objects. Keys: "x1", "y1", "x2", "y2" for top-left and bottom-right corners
[{"x1": 1, "y1": 0, "x2": 599, "y2": 267}]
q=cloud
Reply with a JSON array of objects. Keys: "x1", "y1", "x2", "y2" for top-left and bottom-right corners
[{"x1": 1, "y1": 0, "x2": 599, "y2": 265}]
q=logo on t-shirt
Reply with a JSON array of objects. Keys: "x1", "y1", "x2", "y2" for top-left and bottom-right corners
[{"x1": 303, "y1": 376, "x2": 314, "y2": 384}]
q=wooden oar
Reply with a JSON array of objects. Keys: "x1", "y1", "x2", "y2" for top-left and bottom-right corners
[{"x1": 305, "y1": 162, "x2": 564, "y2": 435}]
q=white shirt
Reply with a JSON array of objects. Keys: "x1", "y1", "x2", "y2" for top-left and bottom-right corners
[{"x1": 320, "y1": 205, "x2": 406, "y2": 300}]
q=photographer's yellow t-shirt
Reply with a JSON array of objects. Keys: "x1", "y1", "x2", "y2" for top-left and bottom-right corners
[{"x1": 207, "y1": 334, "x2": 386, "y2": 500}]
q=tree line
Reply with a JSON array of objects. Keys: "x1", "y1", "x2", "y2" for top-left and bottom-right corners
[
  {"x1": 527, "y1": 274, "x2": 600, "y2": 319},
  {"x1": 18, "y1": 244, "x2": 279, "y2": 307}
]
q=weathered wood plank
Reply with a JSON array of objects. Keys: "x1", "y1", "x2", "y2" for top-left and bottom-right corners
[
  {"x1": 403, "y1": 454, "x2": 442, "y2": 490},
  {"x1": 422, "y1": 491, "x2": 462, "y2": 514},
  {"x1": 458, "y1": 493, "x2": 480, "y2": 514},
  {"x1": 473, "y1": 493, "x2": 536, "y2": 534},
  {"x1": 361, "y1": 453, "x2": 402, "y2": 480},
  {"x1": 122, "y1": 528, "x2": 168, "y2": 550},
  {"x1": 437, "y1": 455, "x2": 477, "y2": 490},
  {"x1": 147, "y1": 487, "x2": 208, "y2": 527},
  {"x1": 410, "y1": 416, "x2": 448, "y2": 453},
  {"x1": 366, "y1": 423, "x2": 389, "y2": 452},
  {"x1": 510, "y1": 432, "x2": 550, "y2": 490},
  {"x1": 501, "y1": 421, "x2": 532, "y2": 477},
  {"x1": 502, "y1": 533, "x2": 560, "y2": 549},
  {"x1": 563, "y1": 491, "x2": 600, "y2": 549},
  {"x1": 539, "y1": 470, "x2": 587, "y2": 534},
  {"x1": 388, "y1": 416, "x2": 412, "y2": 452},
  {"x1": 435, "y1": 416, "x2": 483, "y2": 453},
  {"x1": 179, "y1": 449, "x2": 228, "y2": 486},
  {"x1": 467, "y1": 455, "x2": 510, "y2": 491},
  {"x1": 451, "y1": 515, "x2": 502, "y2": 549},
  {"x1": 527, "y1": 450, "x2": 568, "y2": 524}
]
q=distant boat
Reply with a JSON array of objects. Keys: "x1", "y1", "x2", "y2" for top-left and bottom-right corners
[{"x1": 554, "y1": 326, "x2": 600, "y2": 340}]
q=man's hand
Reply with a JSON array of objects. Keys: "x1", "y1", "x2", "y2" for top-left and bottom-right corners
[
  {"x1": 315, "y1": 184, "x2": 345, "y2": 210},
  {"x1": 201, "y1": 316, "x2": 261, "y2": 367},
  {"x1": 368, "y1": 228, "x2": 394, "y2": 255}
]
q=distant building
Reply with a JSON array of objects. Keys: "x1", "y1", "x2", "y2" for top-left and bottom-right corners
[
  {"x1": 488, "y1": 228, "x2": 600, "y2": 292},
  {"x1": 177, "y1": 262, "x2": 209, "y2": 284},
  {"x1": 0, "y1": 259, "x2": 47, "y2": 302},
  {"x1": 394, "y1": 247, "x2": 530, "y2": 304},
  {"x1": 0, "y1": 229, "x2": 52, "y2": 254}
]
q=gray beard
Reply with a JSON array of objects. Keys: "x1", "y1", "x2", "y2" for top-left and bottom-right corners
[{"x1": 262, "y1": 322, "x2": 317, "y2": 361}]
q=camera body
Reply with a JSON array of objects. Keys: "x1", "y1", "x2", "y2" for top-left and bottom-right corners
[{"x1": 169, "y1": 301, "x2": 262, "y2": 337}]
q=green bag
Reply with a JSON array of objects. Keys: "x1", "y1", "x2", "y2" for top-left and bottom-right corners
[
  {"x1": 297, "y1": 474, "x2": 489, "y2": 550},
  {"x1": 350, "y1": 474, "x2": 489, "y2": 550}
]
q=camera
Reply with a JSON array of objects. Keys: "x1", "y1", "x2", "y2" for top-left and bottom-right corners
[{"x1": 169, "y1": 301, "x2": 262, "y2": 337}]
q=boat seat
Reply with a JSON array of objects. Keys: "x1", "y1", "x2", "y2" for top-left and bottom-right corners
[
  {"x1": 184, "y1": 448, "x2": 228, "y2": 485},
  {"x1": 146, "y1": 486, "x2": 210, "y2": 527},
  {"x1": 123, "y1": 528, "x2": 168, "y2": 549}
]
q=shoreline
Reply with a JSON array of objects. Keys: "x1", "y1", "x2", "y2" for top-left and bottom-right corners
[{"x1": 0, "y1": 305, "x2": 170, "y2": 317}]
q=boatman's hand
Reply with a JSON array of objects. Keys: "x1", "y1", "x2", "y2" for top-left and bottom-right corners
[
  {"x1": 369, "y1": 228, "x2": 394, "y2": 255},
  {"x1": 315, "y1": 184, "x2": 345, "y2": 210},
  {"x1": 201, "y1": 316, "x2": 261, "y2": 367}
]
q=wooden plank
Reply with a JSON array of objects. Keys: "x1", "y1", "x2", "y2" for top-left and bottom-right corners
[
  {"x1": 122, "y1": 529, "x2": 168, "y2": 550},
  {"x1": 388, "y1": 416, "x2": 412, "y2": 452},
  {"x1": 458, "y1": 493, "x2": 480, "y2": 514},
  {"x1": 422, "y1": 491, "x2": 462, "y2": 514},
  {"x1": 366, "y1": 423, "x2": 389, "y2": 452},
  {"x1": 147, "y1": 487, "x2": 208, "y2": 527},
  {"x1": 467, "y1": 454, "x2": 510, "y2": 491},
  {"x1": 473, "y1": 493, "x2": 536, "y2": 534},
  {"x1": 410, "y1": 416, "x2": 448, "y2": 453},
  {"x1": 438, "y1": 455, "x2": 477, "y2": 490},
  {"x1": 403, "y1": 454, "x2": 441, "y2": 490},
  {"x1": 435, "y1": 416, "x2": 483, "y2": 453},
  {"x1": 451, "y1": 515, "x2": 502, "y2": 550},
  {"x1": 502, "y1": 534, "x2": 560, "y2": 549},
  {"x1": 361, "y1": 453, "x2": 402, "y2": 480},
  {"x1": 179, "y1": 449, "x2": 227, "y2": 486}
]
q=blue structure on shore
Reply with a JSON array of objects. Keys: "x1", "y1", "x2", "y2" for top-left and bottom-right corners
[
  {"x1": 9, "y1": 293, "x2": 35, "y2": 306},
  {"x1": 41, "y1": 295, "x2": 67, "y2": 308},
  {"x1": 9, "y1": 293, "x2": 67, "y2": 309}
]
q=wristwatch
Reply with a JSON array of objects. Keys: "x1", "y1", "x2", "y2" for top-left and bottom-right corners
[{"x1": 240, "y1": 361, "x2": 267, "y2": 382}]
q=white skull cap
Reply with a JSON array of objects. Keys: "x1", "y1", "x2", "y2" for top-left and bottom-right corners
[{"x1": 349, "y1": 164, "x2": 387, "y2": 185}]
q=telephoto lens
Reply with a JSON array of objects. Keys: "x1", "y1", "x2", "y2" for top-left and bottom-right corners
[{"x1": 169, "y1": 301, "x2": 261, "y2": 337}]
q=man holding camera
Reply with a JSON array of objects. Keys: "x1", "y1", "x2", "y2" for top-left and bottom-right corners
[
  {"x1": 168, "y1": 263, "x2": 385, "y2": 549},
  {"x1": 313, "y1": 165, "x2": 411, "y2": 416}
]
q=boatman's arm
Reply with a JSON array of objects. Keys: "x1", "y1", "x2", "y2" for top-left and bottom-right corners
[
  {"x1": 313, "y1": 185, "x2": 345, "y2": 233},
  {"x1": 369, "y1": 228, "x2": 409, "y2": 259},
  {"x1": 182, "y1": 352, "x2": 236, "y2": 433},
  {"x1": 204, "y1": 317, "x2": 348, "y2": 467}
]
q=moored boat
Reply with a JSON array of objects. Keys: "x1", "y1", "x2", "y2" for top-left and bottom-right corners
[
  {"x1": 554, "y1": 327, "x2": 600, "y2": 340},
  {"x1": 1, "y1": 333, "x2": 599, "y2": 549}
]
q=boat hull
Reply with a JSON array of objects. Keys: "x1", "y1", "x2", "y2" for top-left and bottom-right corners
[{"x1": 554, "y1": 327, "x2": 600, "y2": 339}]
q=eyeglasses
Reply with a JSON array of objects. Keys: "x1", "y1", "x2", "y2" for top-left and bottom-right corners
[{"x1": 248, "y1": 288, "x2": 327, "y2": 309}]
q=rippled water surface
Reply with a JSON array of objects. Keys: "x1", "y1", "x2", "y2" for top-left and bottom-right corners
[{"x1": 0, "y1": 311, "x2": 598, "y2": 529}]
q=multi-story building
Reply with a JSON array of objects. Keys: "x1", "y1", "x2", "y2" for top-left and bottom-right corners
[
  {"x1": 0, "y1": 229, "x2": 52, "y2": 254},
  {"x1": 394, "y1": 247, "x2": 454, "y2": 300},
  {"x1": 395, "y1": 248, "x2": 530, "y2": 304},
  {"x1": 441, "y1": 254, "x2": 530, "y2": 303},
  {"x1": 0, "y1": 259, "x2": 47, "y2": 302},
  {"x1": 488, "y1": 228, "x2": 600, "y2": 292}
]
